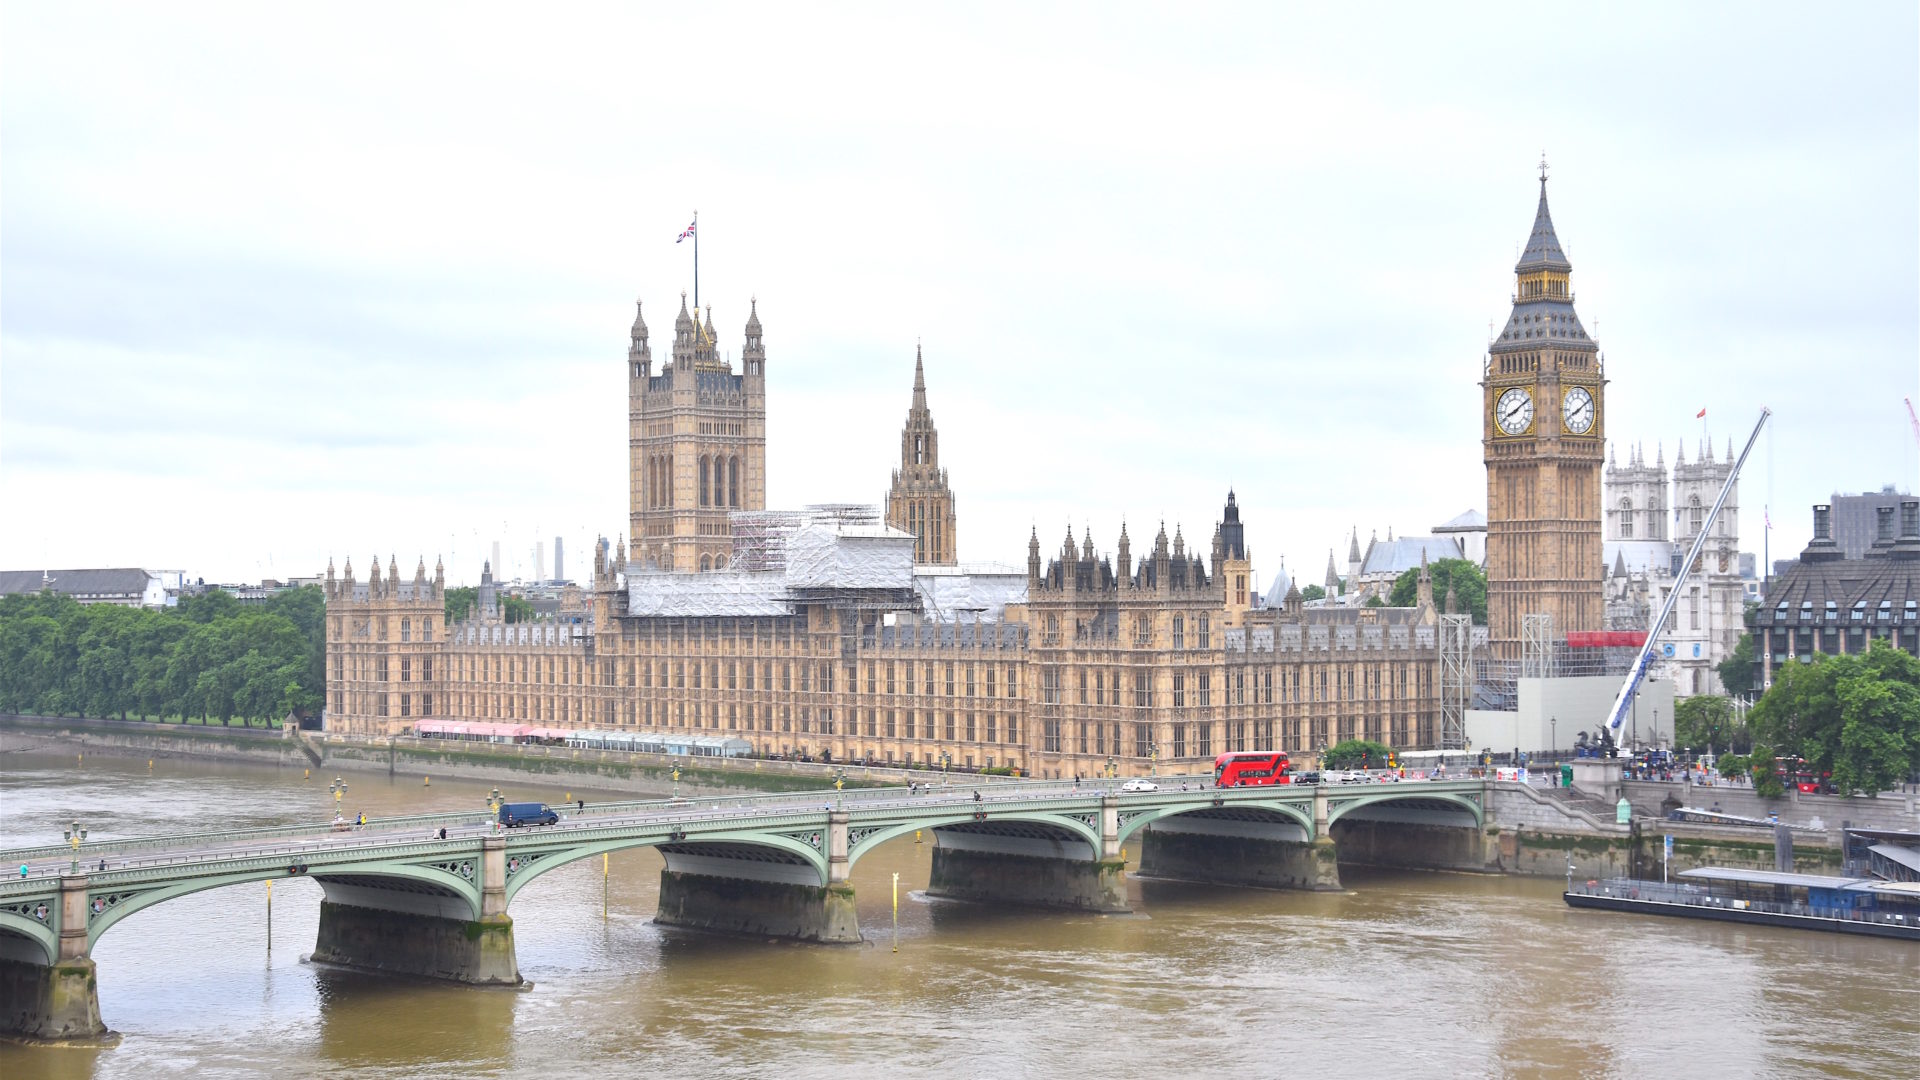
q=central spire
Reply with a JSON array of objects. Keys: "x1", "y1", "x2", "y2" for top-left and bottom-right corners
[{"x1": 1516, "y1": 167, "x2": 1573, "y2": 274}]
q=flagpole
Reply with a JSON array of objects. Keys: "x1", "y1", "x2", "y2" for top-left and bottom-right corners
[{"x1": 693, "y1": 210, "x2": 699, "y2": 312}]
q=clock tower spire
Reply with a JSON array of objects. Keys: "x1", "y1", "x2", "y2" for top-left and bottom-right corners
[{"x1": 1482, "y1": 164, "x2": 1606, "y2": 658}]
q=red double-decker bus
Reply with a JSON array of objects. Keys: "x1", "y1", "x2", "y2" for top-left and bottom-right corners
[{"x1": 1214, "y1": 751, "x2": 1292, "y2": 787}]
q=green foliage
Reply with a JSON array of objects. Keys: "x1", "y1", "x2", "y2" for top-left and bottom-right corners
[
  {"x1": 1748, "y1": 746, "x2": 1786, "y2": 798},
  {"x1": 1673, "y1": 694, "x2": 1749, "y2": 754},
  {"x1": 1749, "y1": 641, "x2": 1920, "y2": 795},
  {"x1": 1717, "y1": 633, "x2": 1757, "y2": 698},
  {"x1": 441, "y1": 585, "x2": 531, "y2": 625},
  {"x1": 1716, "y1": 753, "x2": 1748, "y2": 779},
  {"x1": 1300, "y1": 584, "x2": 1326, "y2": 602},
  {"x1": 1322, "y1": 738, "x2": 1395, "y2": 769},
  {"x1": 0, "y1": 588, "x2": 324, "y2": 725},
  {"x1": 1387, "y1": 558, "x2": 1488, "y2": 625},
  {"x1": 1364, "y1": 594, "x2": 1385, "y2": 608},
  {"x1": 444, "y1": 586, "x2": 478, "y2": 626}
]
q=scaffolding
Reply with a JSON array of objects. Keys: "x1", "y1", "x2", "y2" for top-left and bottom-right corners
[
  {"x1": 1438, "y1": 612, "x2": 1473, "y2": 750},
  {"x1": 1520, "y1": 612, "x2": 1554, "y2": 679}
]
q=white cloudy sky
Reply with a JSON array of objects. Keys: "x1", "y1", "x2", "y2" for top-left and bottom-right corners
[{"x1": 3, "y1": 3, "x2": 1915, "y2": 589}]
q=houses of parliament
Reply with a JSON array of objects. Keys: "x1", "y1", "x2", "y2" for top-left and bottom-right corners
[{"x1": 323, "y1": 180, "x2": 1610, "y2": 774}]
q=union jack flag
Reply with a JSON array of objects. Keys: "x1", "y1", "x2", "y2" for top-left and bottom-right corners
[{"x1": 677, "y1": 221, "x2": 696, "y2": 243}]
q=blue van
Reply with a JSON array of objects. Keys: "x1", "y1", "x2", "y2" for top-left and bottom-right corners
[{"x1": 498, "y1": 802, "x2": 559, "y2": 827}]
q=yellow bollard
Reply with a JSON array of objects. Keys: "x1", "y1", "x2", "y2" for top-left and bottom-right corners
[
  {"x1": 77, "y1": 754, "x2": 83, "y2": 766},
  {"x1": 148, "y1": 759, "x2": 154, "y2": 771},
  {"x1": 304, "y1": 768, "x2": 311, "y2": 780},
  {"x1": 914, "y1": 830, "x2": 922, "y2": 845},
  {"x1": 424, "y1": 776, "x2": 430, "y2": 787}
]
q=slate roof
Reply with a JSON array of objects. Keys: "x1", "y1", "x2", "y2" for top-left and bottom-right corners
[
  {"x1": 1515, "y1": 181, "x2": 1573, "y2": 273},
  {"x1": 1360, "y1": 537, "x2": 1463, "y2": 577},
  {"x1": 0, "y1": 568, "x2": 156, "y2": 600},
  {"x1": 1754, "y1": 518, "x2": 1920, "y2": 631}
]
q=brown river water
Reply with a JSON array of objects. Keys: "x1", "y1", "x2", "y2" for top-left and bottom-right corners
[{"x1": 1, "y1": 750, "x2": 1915, "y2": 1079}]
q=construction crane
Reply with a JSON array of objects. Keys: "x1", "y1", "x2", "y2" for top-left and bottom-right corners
[
  {"x1": 1601, "y1": 407, "x2": 1771, "y2": 744},
  {"x1": 1906, "y1": 397, "x2": 1919, "y2": 444}
]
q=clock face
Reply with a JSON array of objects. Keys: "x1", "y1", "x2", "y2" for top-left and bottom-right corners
[
  {"x1": 1562, "y1": 386, "x2": 1596, "y2": 435},
  {"x1": 1496, "y1": 386, "x2": 1534, "y2": 436}
]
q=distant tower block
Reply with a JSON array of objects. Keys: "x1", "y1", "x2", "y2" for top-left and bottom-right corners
[
  {"x1": 885, "y1": 345, "x2": 959, "y2": 565},
  {"x1": 629, "y1": 296, "x2": 768, "y2": 571},
  {"x1": 535, "y1": 541, "x2": 546, "y2": 584},
  {"x1": 554, "y1": 536, "x2": 565, "y2": 583}
]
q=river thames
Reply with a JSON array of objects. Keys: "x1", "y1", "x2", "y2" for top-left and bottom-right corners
[{"x1": 2, "y1": 750, "x2": 1915, "y2": 1079}]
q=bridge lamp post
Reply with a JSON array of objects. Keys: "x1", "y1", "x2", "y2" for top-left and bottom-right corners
[
  {"x1": 64, "y1": 821, "x2": 88, "y2": 874},
  {"x1": 834, "y1": 768, "x2": 847, "y2": 810},
  {"x1": 1550, "y1": 716, "x2": 1557, "y2": 757},
  {"x1": 329, "y1": 778, "x2": 348, "y2": 822},
  {"x1": 487, "y1": 787, "x2": 502, "y2": 816},
  {"x1": 671, "y1": 767, "x2": 680, "y2": 800}
]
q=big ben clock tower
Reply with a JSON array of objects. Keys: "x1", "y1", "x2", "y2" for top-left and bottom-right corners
[{"x1": 1483, "y1": 165, "x2": 1606, "y2": 659}]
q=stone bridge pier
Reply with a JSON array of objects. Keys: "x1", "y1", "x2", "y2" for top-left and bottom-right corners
[
  {"x1": 653, "y1": 812, "x2": 861, "y2": 943},
  {"x1": 310, "y1": 835, "x2": 520, "y2": 986},
  {"x1": 926, "y1": 797, "x2": 1129, "y2": 913},
  {"x1": 0, "y1": 873, "x2": 106, "y2": 1041},
  {"x1": 1137, "y1": 787, "x2": 1340, "y2": 891}
]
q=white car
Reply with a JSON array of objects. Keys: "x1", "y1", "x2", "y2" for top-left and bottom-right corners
[{"x1": 1120, "y1": 779, "x2": 1158, "y2": 792}]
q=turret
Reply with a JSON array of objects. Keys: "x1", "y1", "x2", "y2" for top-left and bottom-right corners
[
  {"x1": 629, "y1": 299, "x2": 651, "y2": 379},
  {"x1": 1116, "y1": 522, "x2": 1132, "y2": 588},
  {"x1": 743, "y1": 298, "x2": 765, "y2": 377},
  {"x1": 1027, "y1": 527, "x2": 1042, "y2": 586}
]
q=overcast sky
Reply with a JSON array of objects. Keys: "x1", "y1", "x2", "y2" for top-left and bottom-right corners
[{"x1": 3, "y1": 4, "x2": 1916, "y2": 591}]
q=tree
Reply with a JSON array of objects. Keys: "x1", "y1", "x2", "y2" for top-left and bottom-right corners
[
  {"x1": 1364, "y1": 594, "x2": 1385, "y2": 608},
  {"x1": 1749, "y1": 746, "x2": 1786, "y2": 798},
  {"x1": 1748, "y1": 641, "x2": 1920, "y2": 795},
  {"x1": 1386, "y1": 558, "x2": 1488, "y2": 625},
  {"x1": 1323, "y1": 738, "x2": 1395, "y2": 769},
  {"x1": 1300, "y1": 584, "x2": 1326, "y2": 602},
  {"x1": 501, "y1": 595, "x2": 536, "y2": 624},
  {"x1": 1717, "y1": 633, "x2": 1758, "y2": 698},
  {"x1": 444, "y1": 586, "x2": 478, "y2": 626},
  {"x1": 1673, "y1": 694, "x2": 1747, "y2": 755}
]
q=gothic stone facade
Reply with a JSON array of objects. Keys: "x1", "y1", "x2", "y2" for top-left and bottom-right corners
[
  {"x1": 628, "y1": 297, "x2": 768, "y2": 572},
  {"x1": 1483, "y1": 175, "x2": 1606, "y2": 657},
  {"x1": 884, "y1": 347, "x2": 958, "y2": 565},
  {"x1": 326, "y1": 501, "x2": 1444, "y2": 775}
]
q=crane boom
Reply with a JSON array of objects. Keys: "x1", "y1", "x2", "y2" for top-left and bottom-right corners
[{"x1": 1602, "y1": 407, "x2": 1771, "y2": 738}]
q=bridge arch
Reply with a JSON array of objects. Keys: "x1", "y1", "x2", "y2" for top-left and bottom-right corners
[
  {"x1": 501, "y1": 830, "x2": 830, "y2": 907},
  {"x1": 845, "y1": 811, "x2": 1102, "y2": 871},
  {"x1": 1115, "y1": 800, "x2": 1315, "y2": 848},
  {"x1": 85, "y1": 861, "x2": 483, "y2": 951},
  {"x1": 1325, "y1": 790, "x2": 1484, "y2": 831},
  {"x1": 0, "y1": 911, "x2": 58, "y2": 966}
]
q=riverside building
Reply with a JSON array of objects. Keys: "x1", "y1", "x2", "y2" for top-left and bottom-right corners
[{"x1": 324, "y1": 299, "x2": 1446, "y2": 775}]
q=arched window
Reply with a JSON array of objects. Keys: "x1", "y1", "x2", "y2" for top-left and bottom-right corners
[
  {"x1": 1689, "y1": 496, "x2": 1703, "y2": 535},
  {"x1": 699, "y1": 457, "x2": 710, "y2": 506},
  {"x1": 1619, "y1": 497, "x2": 1634, "y2": 539},
  {"x1": 915, "y1": 435, "x2": 925, "y2": 465},
  {"x1": 700, "y1": 554, "x2": 712, "y2": 571},
  {"x1": 715, "y1": 555, "x2": 727, "y2": 569},
  {"x1": 729, "y1": 456, "x2": 739, "y2": 507},
  {"x1": 665, "y1": 455, "x2": 674, "y2": 506}
]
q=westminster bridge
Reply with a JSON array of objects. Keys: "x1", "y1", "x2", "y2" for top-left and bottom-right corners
[{"x1": 0, "y1": 776, "x2": 1490, "y2": 1039}]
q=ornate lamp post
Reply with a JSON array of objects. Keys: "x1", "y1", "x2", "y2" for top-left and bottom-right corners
[
  {"x1": 1551, "y1": 716, "x2": 1557, "y2": 757},
  {"x1": 671, "y1": 766, "x2": 681, "y2": 800},
  {"x1": 834, "y1": 768, "x2": 847, "y2": 810},
  {"x1": 64, "y1": 821, "x2": 88, "y2": 874},
  {"x1": 329, "y1": 777, "x2": 348, "y2": 822},
  {"x1": 487, "y1": 787, "x2": 503, "y2": 817}
]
